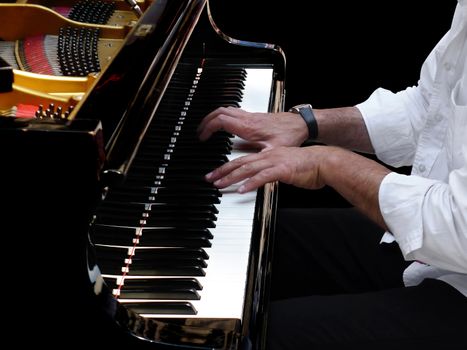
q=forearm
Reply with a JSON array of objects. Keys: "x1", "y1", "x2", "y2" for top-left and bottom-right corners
[
  {"x1": 320, "y1": 146, "x2": 391, "y2": 229},
  {"x1": 313, "y1": 107, "x2": 374, "y2": 153}
]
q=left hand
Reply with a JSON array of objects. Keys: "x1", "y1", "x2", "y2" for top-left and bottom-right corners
[{"x1": 197, "y1": 107, "x2": 309, "y2": 149}]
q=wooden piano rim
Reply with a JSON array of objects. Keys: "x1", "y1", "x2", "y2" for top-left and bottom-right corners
[{"x1": 0, "y1": 3, "x2": 131, "y2": 41}]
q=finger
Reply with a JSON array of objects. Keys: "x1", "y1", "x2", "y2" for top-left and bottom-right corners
[
  {"x1": 205, "y1": 153, "x2": 260, "y2": 182},
  {"x1": 198, "y1": 107, "x2": 249, "y2": 134},
  {"x1": 198, "y1": 113, "x2": 246, "y2": 141},
  {"x1": 238, "y1": 166, "x2": 279, "y2": 193},
  {"x1": 260, "y1": 144, "x2": 274, "y2": 152},
  {"x1": 197, "y1": 107, "x2": 241, "y2": 132},
  {"x1": 212, "y1": 157, "x2": 274, "y2": 189},
  {"x1": 197, "y1": 107, "x2": 225, "y2": 132}
]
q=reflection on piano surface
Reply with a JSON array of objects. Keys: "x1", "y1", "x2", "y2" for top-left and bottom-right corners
[{"x1": 1, "y1": 0, "x2": 285, "y2": 348}]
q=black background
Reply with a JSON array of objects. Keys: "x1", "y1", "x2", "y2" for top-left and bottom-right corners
[
  {"x1": 209, "y1": 0, "x2": 457, "y2": 206},
  {"x1": 210, "y1": 0, "x2": 457, "y2": 110}
]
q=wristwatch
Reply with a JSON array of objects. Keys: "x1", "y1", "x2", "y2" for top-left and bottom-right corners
[{"x1": 288, "y1": 103, "x2": 318, "y2": 140}]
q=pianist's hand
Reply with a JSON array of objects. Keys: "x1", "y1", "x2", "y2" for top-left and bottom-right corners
[
  {"x1": 206, "y1": 141, "x2": 390, "y2": 229},
  {"x1": 197, "y1": 107, "x2": 309, "y2": 149},
  {"x1": 205, "y1": 145, "x2": 331, "y2": 193}
]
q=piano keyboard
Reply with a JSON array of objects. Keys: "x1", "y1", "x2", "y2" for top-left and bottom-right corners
[{"x1": 91, "y1": 63, "x2": 273, "y2": 320}]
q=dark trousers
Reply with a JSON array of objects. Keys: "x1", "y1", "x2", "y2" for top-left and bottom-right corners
[{"x1": 266, "y1": 208, "x2": 467, "y2": 349}]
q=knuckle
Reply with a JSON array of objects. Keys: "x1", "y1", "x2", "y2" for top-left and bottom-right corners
[{"x1": 240, "y1": 163, "x2": 252, "y2": 173}]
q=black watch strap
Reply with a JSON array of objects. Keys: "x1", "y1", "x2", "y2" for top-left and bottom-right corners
[{"x1": 289, "y1": 104, "x2": 318, "y2": 140}]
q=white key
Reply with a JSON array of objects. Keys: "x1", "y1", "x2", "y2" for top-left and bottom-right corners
[{"x1": 119, "y1": 68, "x2": 273, "y2": 319}]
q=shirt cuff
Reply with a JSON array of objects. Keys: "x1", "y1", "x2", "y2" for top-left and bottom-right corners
[
  {"x1": 379, "y1": 172, "x2": 438, "y2": 257},
  {"x1": 357, "y1": 88, "x2": 416, "y2": 167}
]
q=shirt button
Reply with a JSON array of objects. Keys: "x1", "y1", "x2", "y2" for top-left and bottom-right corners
[
  {"x1": 443, "y1": 62, "x2": 452, "y2": 71},
  {"x1": 418, "y1": 164, "x2": 426, "y2": 173}
]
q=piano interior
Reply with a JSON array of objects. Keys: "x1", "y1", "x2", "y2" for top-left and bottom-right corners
[
  {"x1": 0, "y1": 0, "x2": 140, "y2": 117},
  {"x1": 1, "y1": 0, "x2": 285, "y2": 348}
]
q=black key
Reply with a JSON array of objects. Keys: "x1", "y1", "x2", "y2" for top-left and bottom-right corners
[
  {"x1": 104, "y1": 188, "x2": 220, "y2": 205},
  {"x1": 128, "y1": 264, "x2": 205, "y2": 276},
  {"x1": 96, "y1": 260, "x2": 126, "y2": 275},
  {"x1": 122, "y1": 277, "x2": 202, "y2": 290},
  {"x1": 124, "y1": 302, "x2": 196, "y2": 315},
  {"x1": 117, "y1": 278, "x2": 202, "y2": 300},
  {"x1": 98, "y1": 201, "x2": 219, "y2": 215},
  {"x1": 96, "y1": 202, "x2": 218, "y2": 219},
  {"x1": 132, "y1": 247, "x2": 209, "y2": 260},
  {"x1": 91, "y1": 225, "x2": 213, "y2": 247},
  {"x1": 120, "y1": 287, "x2": 200, "y2": 300},
  {"x1": 95, "y1": 213, "x2": 216, "y2": 229}
]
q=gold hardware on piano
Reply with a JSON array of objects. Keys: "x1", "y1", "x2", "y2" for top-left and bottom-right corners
[{"x1": 0, "y1": 0, "x2": 149, "y2": 118}]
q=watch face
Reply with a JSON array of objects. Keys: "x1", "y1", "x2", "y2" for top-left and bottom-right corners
[
  {"x1": 297, "y1": 104, "x2": 312, "y2": 112},
  {"x1": 290, "y1": 104, "x2": 312, "y2": 113}
]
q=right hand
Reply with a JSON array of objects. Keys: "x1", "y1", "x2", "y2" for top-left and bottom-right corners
[
  {"x1": 197, "y1": 106, "x2": 309, "y2": 149},
  {"x1": 205, "y1": 145, "x2": 330, "y2": 193}
]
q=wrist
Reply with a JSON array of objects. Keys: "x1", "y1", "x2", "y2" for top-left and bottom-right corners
[
  {"x1": 319, "y1": 146, "x2": 349, "y2": 185},
  {"x1": 288, "y1": 104, "x2": 318, "y2": 141}
]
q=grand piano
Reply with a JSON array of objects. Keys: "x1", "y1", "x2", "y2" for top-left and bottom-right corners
[{"x1": 0, "y1": 0, "x2": 285, "y2": 348}]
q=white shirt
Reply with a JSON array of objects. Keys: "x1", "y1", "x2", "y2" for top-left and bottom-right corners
[{"x1": 357, "y1": 0, "x2": 467, "y2": 296}]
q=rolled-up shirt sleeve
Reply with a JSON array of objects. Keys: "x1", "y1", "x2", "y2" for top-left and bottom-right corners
[
  {"x1": 379, "y1": 150, "x2": 467, "y2": 273},
  {"x1": 356, "y1": 29, "x2": 445, "y2": 167},
  {"x1": 357, "y1": 87, "x2": 420, "y2": 167}
]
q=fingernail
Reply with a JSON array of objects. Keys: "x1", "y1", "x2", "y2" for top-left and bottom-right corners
[
  {"x1": 238, "y1": 185, "x2": 245, "y2": 193},
  {"x1": 214, "y1": 179, "x2": 221, "y2": 186},
  {"x1": 205, "y1": 172, "x2": 213, "y2": 180}
]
